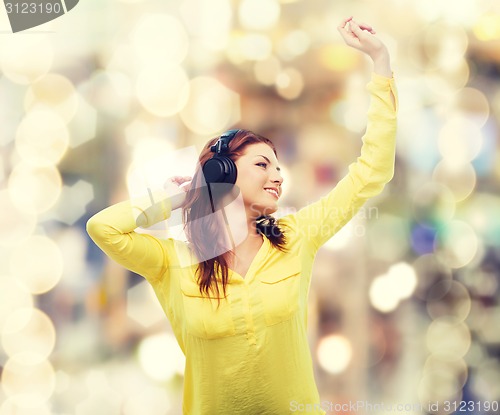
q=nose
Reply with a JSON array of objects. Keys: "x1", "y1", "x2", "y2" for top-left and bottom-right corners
[{"x1": 271, "y1": 171, "x2": 283, "y2": 186}]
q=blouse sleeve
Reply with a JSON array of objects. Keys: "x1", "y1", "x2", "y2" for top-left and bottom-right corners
[
  {"x1": 86, "y1": 189, "x2": 174, "y2": 282},
  {"x1": 282, "y1": 73, "x2": 398, "y2": 254}
]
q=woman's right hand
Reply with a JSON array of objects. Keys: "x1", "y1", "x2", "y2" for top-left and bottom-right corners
[{"x1": 163, "y1": 176, "x2": 192, "y2": 210}]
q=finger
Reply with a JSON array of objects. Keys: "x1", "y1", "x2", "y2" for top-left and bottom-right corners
[
  {"x1": 337, "y1": 15, "x2": 353, "y2": 31},
  {"x1": 348, "y1": 21, "x2": 369, "y2": 38},
  {"x1": 358, "y1": 21, "x2": 376, "y2": 34},
  {"x1": 337, "y1": 18, "x2": 357, "y2": 40}
]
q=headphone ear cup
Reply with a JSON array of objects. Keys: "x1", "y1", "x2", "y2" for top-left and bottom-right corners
[
  {"x1": 202, "y1": 156, "x2": 237, "y2": 184},
  {"x1": 202, "y1": 158, "x2": 225, "y2": 183},
  {"x1": 219, "y1": 156, "x2": 237, "y2": 184}
]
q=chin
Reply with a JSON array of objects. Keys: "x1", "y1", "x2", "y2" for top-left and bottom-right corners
[{"x1": 250, "y1": 203, "x2": 278, "y2": 217}]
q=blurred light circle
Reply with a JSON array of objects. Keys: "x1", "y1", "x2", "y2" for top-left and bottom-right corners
[
  {"x1": 473, "y1": 13, "x2": 500, "y2": 41},
  {"x1": 408, "y1": 22, "x2": 467, "y2": 71},
  {"x1": 9, "y1": 235, "x2": 63, "y2": 294},
  {"x1": 0, "y1": 190, "x2": 37, "y2": 247},
  {"x1": 367, "y1": 214, "x2": 409, "y2": 261},
  {"x1": 410, "y1": 223, "x2": 437, "y2": 255},
  {"x1": 434, "y1": 220, "x2": 479, "y2": 269},
  {"x1": 424, "y1": 59, "x2": 469, "y2": 92},
  {"x1": 136, "y1": 66, "x2": 190, "y2": 117},
  {"x1": 413, "y1": 254, "x2": 452, "y2": 300},
  {"x1": 238, "y1": 0, "x2": 280, "y2": 31},
  {"x1": 239, "y1": 33, "x2": 273, "y2": 61},
  {"x1": 131, "y1": 14, "x2": 188, "y2": 66},
  {"x1": 369, "y1": 274, "x2": 400, "y2": 313},
  {"x1": 426, "y1": 317, "x2": 471, "y2": 360},
  {"x1": 129, "y1": 137, "x2": 175, "y2": 167},
  {"x1": 0, "y1": 36, "x2": 53, "y2": 84},
  {"x1": 387, "y1": 262, "x2": 417, "y2": 300},
  {"x1": 426, "y1": 280, "x2": 471, "y2": 322},
  {"x1": 25, "y1": 74, "x2": 78, "y2": 123},
  {"x1": 423, "y1": 355, "x2": 468, "y2": 389},
  {"x1": 15, "y1": 109, "x2": 69, "y2": 167},
  {"x1": 275, "y1": 67, "x2": 304, "y2": 100},
  {"x1": 0, "y1": 276, "x2": 33, "y2": 331},
  {"x1": 438, "y1": 115, "x2": 483, "y2": 166},
  {"x1": 452, "y1": 88, "x2": 490, "y2": 127},
  {"x1": 138, "y1": 333, "x2": 185, "y2": 380},
  {"x1": 180, "y1": 76, "x2": 240, "y2": 135},
  {"x1": 319, "y1": 45, "x2": 359, "y2": 72},
  {"x1": 254, "y1": 56, "x2": 281, "y2": 86},
  {"x1": 179, "y1": 0, "x2": 232, "y2": 52},
  {"x1": 277, "y1": 30, "x2": 311, "y2": 60},
  {"x1": 460, "y1": 193, "x2": 500, "y2": 246},
  {"x1": 106, "y1": 71, "x2": 133, "y2": 102},
  {"x1": 369, "y1": 263, "x2": 417, "y2": 313},
  {"x1": 418, "y1": 369, "x2": 462, "y2": 410},
  {"x1": 432, "y1": 161, "x2": 476, "y2": 202},
  {"x1": 425, "y1": 24, "x2": 468, "y2": 68},
  {"x1": 8, "y1": 163, "x2": 62, "y2": 214},
  {"x1": 317, "y1": 334, "x2": 352, "y2": 374},
  {"x1": 1, "y1": 308, "x2": 56, "y2": 363},
  {"x1": 411, "y1": 182, "x2": 455, "y2": 227},
  {"x1": 1, "y1": 354, "x2": 56, "y2": 406}
]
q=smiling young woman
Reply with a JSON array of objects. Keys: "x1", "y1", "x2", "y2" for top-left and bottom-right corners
[{"x1": 86, "y1": 16, "x2": 398, "y2": 415}]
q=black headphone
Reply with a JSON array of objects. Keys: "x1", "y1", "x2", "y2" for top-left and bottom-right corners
[{"x1": 202, "y1": 129, "x2": 240, "y2": 185}]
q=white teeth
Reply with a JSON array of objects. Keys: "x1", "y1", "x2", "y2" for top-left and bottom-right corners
[{"x1": 264, "y1": 188, "x2": 278, "y2": 198}]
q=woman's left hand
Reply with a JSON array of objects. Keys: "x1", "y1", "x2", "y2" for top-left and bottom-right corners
[
  {"x1": 337, "y1": 16, "x2": 388, "y2": 61},
  {"x1": 337, "y1": 16, "x2": 392, "y2": 77}
]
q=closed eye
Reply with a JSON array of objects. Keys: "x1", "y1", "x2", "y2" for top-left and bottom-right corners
[{"x1": 256, "y1": 162, "x2": 267, "y2": 168}]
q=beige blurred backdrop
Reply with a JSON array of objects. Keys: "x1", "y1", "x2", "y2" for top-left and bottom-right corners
[{"x1": 1, "y1": 0, "x2": 500, "y2": 414}]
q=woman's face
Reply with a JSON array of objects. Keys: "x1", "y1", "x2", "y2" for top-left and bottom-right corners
[{"x1": 234, "y1": 143, "x2": 283, "y2": 217}]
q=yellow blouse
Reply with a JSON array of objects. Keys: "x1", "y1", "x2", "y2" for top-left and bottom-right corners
[{"x1": 87, "y1": 73, "x2": 398, "y2": 415}]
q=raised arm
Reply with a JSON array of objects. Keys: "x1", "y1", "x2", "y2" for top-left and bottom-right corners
[
  {"x1": 86, "y1": 176, "x2": 191, "y2": 282},
  {"x1": 281, "y1": 17, "x2": 398, "y2": 253}
]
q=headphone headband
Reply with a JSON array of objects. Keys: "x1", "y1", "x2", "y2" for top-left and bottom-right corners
[{"x1": 210, "y1": 129, "x2": 240, "y2": 154}]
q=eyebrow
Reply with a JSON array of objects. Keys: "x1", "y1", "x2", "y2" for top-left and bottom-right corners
[{"x1": 256, "y1": 155, "x2": 281, "y2": 172}]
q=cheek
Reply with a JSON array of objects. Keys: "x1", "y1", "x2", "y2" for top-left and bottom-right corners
[
  {"x1": 237, "y1": 169, "x2": 265, "y2": 188},
  {"x1": 236, "y1": 174, "x2": 265, "y2": 199}
]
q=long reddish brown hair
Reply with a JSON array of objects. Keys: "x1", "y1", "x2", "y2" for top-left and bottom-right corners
[{"x1": 182, "y1": 129, "x2": 288, "y2": 303}]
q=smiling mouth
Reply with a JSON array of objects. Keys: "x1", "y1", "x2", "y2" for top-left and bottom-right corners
[{"x1": 264, "y1": 188, "x2": 279, "y2": 199}]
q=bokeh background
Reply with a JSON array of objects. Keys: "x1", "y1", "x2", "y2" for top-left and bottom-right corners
[{"x1": 1, "y1": 0, "x2": 500, "y2": 414}]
